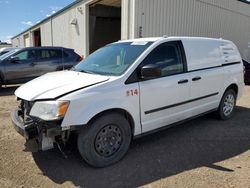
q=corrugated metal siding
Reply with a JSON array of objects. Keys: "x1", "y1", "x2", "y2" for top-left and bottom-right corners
[
  {"x1": 41, "y1": 20, "x2": 52, "y2": 46},
  {"x1": 49, "y1": 1, "x2": 87, "y2": 56},
  {"x1": 11, "y1": 0, "x2": 250, "y2": 60},
  {"x1": 134, "y1": 0, "x2": 250, "y2": 60},
  {"x1": 121, "y1": 0, "x2": 128, "y2": 39},
  {"x1": 23, "y1": 34, "x2": 30, "y2": 47},
  {"x1": 12, "y1": 35, "x2": 25, "y2": 48},
  {"x1": 11, "y1": 38, "x2": 19, "y2": 48},
  {"x1": 12, "y1": 0, "x2": 88, "y2": 56}
]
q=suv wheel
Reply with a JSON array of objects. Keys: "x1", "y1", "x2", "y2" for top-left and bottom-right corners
[
  {"x1": 77, "y1": 112, "x2": 132, "y2": 168},
  {"x1": 217, "y1": 89, "x2": 236, "y2": 120}
]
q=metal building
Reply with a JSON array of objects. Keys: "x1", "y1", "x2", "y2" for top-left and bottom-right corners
[{"x1": 11, "y1": 0, "x2": 250, "y2": 60}]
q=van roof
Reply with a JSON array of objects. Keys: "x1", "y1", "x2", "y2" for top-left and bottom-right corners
[
  {"x1": 118, "y1": 36, "x2": 230, "y2": 43},
  {"x1": 20, "y1": 46, "x2": 74, "y2": 51}
]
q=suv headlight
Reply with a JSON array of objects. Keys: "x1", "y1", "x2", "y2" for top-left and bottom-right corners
[{"x1": 30, "y1": 101, "x2": 70, "y2": 121}]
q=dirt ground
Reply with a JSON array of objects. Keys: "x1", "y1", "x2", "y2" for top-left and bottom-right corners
[{"x1": 0, "y1": 86, "x2": 250, "y2": 188}]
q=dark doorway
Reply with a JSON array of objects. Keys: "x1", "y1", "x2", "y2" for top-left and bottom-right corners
[
  {"x1": 33, "y1": 28, "x2": 41, "y2": 47},
  {"x1": 89, "y1": 0, "x2": 121, "y2": 54}
]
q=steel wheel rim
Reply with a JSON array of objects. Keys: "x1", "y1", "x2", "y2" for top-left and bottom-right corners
[
  {"x1": 94, "y1": 125, "x2": 123, "y2": 157},
  {"x1": 223, "y1": 94, "x2": 235, "y2": 117}
]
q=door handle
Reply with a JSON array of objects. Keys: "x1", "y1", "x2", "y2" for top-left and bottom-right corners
[
  {"x1": 30, "y1": 62, "x2": 36, "y2": 66},
  {"x1": 192, "y1": 76, "x2": 202, "y2": 81},
  {"x1": 178, "y1": 79, "x2": 189, "y2": 84}
]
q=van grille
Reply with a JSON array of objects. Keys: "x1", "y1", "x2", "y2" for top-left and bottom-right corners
[{"x1": 18, "y1": 99, "x2": 34, "y2": 121}]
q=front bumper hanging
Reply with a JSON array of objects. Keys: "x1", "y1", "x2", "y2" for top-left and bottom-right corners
[
  {"x1": 11, "y1": 109, "x2": 40, "y2": 140},
  {"x1": 11, "y1": 108, "x2": 64, "y2": 151}
]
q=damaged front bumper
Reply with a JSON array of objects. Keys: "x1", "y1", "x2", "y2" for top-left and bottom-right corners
[
  {"x1": 11, "y1": 108, "x2": 64, "y2": 151},
  {"x1": 11, "y1": 109, "x2": 38, "y2": 139}
]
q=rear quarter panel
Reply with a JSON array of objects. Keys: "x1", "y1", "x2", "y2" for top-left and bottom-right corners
[{"x1": 220, "y1": 41, "x2": 244, "y2": 99}]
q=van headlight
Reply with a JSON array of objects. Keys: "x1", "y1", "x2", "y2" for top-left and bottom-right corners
[{"x1": 30, "y1": 101, "x2": 70, "y2": 121}]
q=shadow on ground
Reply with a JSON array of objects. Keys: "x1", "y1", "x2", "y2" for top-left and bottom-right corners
[
  {"x1": 0, "y1": 86, "x2": 19, "y2": 96},
  {"x1": 33, "y1": 106, "x2": 250, "y2": 188}
]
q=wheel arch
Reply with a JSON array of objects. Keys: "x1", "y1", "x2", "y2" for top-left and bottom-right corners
[
  {"x1": 87, "y1": 108, "x2": 135, "y2": 137},
  {"x1": 225, "y1": 83, "x2": 238, "y2": 97},
  {"x1": 216, "y1": 83, "x2": 238, "y2": 120}
]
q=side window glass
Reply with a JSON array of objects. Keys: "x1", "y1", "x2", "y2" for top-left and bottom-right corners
[
  {"x1": 13, "y1": 51, "x2": 28, "y2": 61},
  {"x1": 63, "y1": 51, "x2": 69, "y2": 58},
  {"x1": 50, "y1": 50, "x2": 62, "y2": 58},
  {"x1": 28, "y1": 50, "x2": 36, "y2": 60},
  {"x1": 41, "y1": 50, "x2": 51, "y2": 59},
  {"x1": 142, "y1": 44, "x2": 184, "y2": 77}
]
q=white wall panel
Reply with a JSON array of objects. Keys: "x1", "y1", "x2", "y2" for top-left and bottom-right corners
[
  {"x1": 11, "y1": 38, "x2": 19, "y2": 48},
  {"x1": 41, "y1": 20, "x2": 52, "y2": 46},
  {"x1": 51, "y1": 3, "x2": 86, "y2": 56},
  {"x1": 12, "y1": 0, "x2": 89, "y2": 56}
]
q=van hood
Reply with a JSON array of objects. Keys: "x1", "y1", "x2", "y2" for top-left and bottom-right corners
[{"x1": 15, "y1": 71, "x2": 110, "y2": 101}]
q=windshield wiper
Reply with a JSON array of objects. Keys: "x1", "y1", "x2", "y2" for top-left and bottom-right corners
[{"x1": 79, "y1": 69, "x2": 97, "y2": 75}]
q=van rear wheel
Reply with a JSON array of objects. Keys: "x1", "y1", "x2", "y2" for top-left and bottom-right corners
[
  {"x1": 217, "y1": 89, "x2": 236, "y2": 120},
  {"x1": 77, "y1": 112, "x2": 132, "y2": 168}
]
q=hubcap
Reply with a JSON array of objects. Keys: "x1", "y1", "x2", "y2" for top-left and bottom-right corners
[
  {"x1": 94, "y1": 125, "x2": 122, "y2": 157},
  {"x1": 223, "y1": 94, "x2": 235, "y2": 117}
]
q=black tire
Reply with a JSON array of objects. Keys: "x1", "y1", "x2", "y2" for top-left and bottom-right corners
[
  {"x1": 77, "y1": 112, "x2": 132, "y2": 168},
  {"x1": 216, "y1": 89, "x2": 236, "y2": 120}
]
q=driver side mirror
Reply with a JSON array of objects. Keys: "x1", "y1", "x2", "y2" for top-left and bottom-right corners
[
  {"x1": 9, "y1": 56, "x2": 20, "y2": 63},
  {"x1": 140, "y1": 64, "x2": 162, "y2": 79}
]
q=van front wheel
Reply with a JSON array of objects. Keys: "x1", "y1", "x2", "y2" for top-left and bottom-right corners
[
  {"x1": 77, "y1": 112, "x2": 132, "y2": 168},
  {"x1": 217, "y1": 89, "x2": 236, "y2": 120}
]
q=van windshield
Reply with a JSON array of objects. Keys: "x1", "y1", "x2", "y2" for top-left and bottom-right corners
[{"x1": 74, "y1": 42, "x2": 153, "y2": 76}]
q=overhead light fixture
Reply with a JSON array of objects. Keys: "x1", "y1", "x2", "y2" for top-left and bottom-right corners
[
  {"x1": 77, "y1": 6, "x2": 83, "y2": 13},
  {"x1": 70, "y1": 18, "x2": 78, "y2": 25}
]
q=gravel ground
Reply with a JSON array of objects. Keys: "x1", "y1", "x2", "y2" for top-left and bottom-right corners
[{"x1": 0, "y1": 86, "x2": 249, "y2": 188}]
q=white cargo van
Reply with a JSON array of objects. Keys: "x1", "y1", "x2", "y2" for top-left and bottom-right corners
[{"x1": 11, "y1": 37, "x2": 244, "y2": 167}]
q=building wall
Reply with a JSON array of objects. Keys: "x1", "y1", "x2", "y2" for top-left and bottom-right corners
[
  {"x1": 16, "y1": 35, "x2": 25, "y2": 48},
  {"x1": 0, "y1": 44, "x2": 12, "y2": 49},
  {"x1": 133, "y1": 0, "x2": 250, "y2": 60},
  {"x1": 11, "y1": 38, "x2": 19, "y2": 48},
  {"x1": 41, "y1": 20, "x2": 53, "y2": 46},
  {"x1": 23, "y1": 34, "x2": 30, "y2": 47},
  {"x1": 121, "y1": 0, "x2": 136, "y2": 40},
  {"x1": 11, "y1": 0, "x2": 88, "y2": 56},
  {"x1": 11, "y1": 0, "x2": 250, "y2": 60},
  {"x1": 12, "y1": 32, "x2": 30, "y2": 48},
  {"x1": 51, "y1": 3, "x2": 86, "y2": 56}
]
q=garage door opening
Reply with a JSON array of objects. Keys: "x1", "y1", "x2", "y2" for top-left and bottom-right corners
[
  {"x1": 23, "y1": 34, "x2": 30, "y2": 47},
  {"x1": 89, "y1": 0, "x2": 121, "y2": 53},
  {"x1": 33, "y1": 28, "x2": 41, "y2": 47}
]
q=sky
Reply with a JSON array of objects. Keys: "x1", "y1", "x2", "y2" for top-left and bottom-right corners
[{"x1": 0, "y1": 0, "x2": 75, "y2": 43}]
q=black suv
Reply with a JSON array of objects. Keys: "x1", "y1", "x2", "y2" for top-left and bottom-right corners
[
  {"x1": 0, "y1": 47, "x2": 81, "y2": 87},
  {"x1": 243, "y1": 59, "x2": 250, "y2": 85}
]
